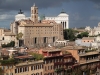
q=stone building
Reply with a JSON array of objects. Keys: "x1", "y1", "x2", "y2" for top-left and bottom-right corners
[
  {"x1": 0, "y1": 28, "x2": 17, "y2": 46},
  {"x1": 18, "y1": 19, "x2": 63, "y2": 47},
  {"x1": 64, "y1": 46, "x2": 100, "y2": 75},
  {"x1": 38, "y1": 47, "x2": 75, "y2": 75},
  {"x1": 16, "y1": 4, "x2": 64, "y2": 47},
  {"x1": 10, "y1": 4, "x2": 64, "y2": 47},
  {"x1": 85, "y1": 22, "x2": 100, "y2": 36},
  {"x1": 0, "y1": 48, "x2": 44, "y2": 75}
]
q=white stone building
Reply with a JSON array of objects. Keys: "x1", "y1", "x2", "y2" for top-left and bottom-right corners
[
  {"x1": 45, "y1": 11, "x2": 69, "y2": 29},
  {"x1": 86, "y1": 22, "x2": 100, "y2": 36},
  {"x1": 93, "y1": 22, "x2": 100, "y2": 36}
]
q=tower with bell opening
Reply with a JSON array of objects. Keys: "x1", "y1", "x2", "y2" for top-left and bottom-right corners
[{"x1": 31, "y1": 3, "x2": 38, "y2": 23}]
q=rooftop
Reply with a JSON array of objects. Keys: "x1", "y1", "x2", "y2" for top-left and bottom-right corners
[
  {"x1": 62, "y1": 46, "x2": 85, "y2": 50},
  {"x1": 42, "y1": 47, "x2": 61, "y2": 52},
  {"x1": 4, "y1": 32, "x2": 16, "y2": 36},
  {"x1": 14, "y1": 55, "x2": 34, "y2": 59},
  {"x1": 82, "y1": 37, "x2": 94, "y2": 40}
]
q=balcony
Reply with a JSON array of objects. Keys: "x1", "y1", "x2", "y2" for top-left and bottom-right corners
[
  {"x1": 63, "y1": 59, "x2": 74, "y2": 64},
  {"x1": 79, "y1": 51, "x2": 99, "y2": 56},
  {"x1": 54, "y1": 62, "x2": 64, "y2": 66},
  {"x1": 80, "y1": 58, "x2": 100, "y2": 65},
  {"x1": 54, "y1": 60, "x2": 73, "y2": 66}
]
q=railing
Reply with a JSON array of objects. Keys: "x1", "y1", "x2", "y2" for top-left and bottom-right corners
[
  {"x1": 15, "y1": 60, "x2": 43, "y2": 66},
  {"x1": 79, "y1": 51, "x2": 99, "y2": 56}
]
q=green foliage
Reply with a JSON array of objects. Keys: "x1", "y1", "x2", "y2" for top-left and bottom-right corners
[
  {"x1": 29, "y1": 53, "x2": 44, "y2": 61},
  {"x1": 77, "y1": 32, "x2": 89, "y2": 39},
  {"x1": 55, "y1": 68, "x2": 64, "y2": 73},
  {"x1": 0, "y1": 58, "x2": 17, "y2": 65},
  {"x1": 63, "y1": 29, "x2": 78, "y2": 41},
  {"x1": 85, "y1": 49, "x2": 96, "y2": 53},
  {"x1": 1, "y1": 41, "x2": 15, "y2": 48},
  {"x1": 16, "y1": 32, "x2": 23, "y2": 40}
]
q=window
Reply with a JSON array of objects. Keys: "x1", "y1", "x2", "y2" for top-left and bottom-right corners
[
  {"x1": 44, "y1": 37, "x2": 46, "y2": 43},
  {"x1": 37, "y1": 65, "x2": 39, "y2": 69},
  {"x1": 31, "y1": 66, "x2": 33, "y2": 70},
  {"x1": 35, "y1": 37, "x2": 37, "y2": 44},
  {"x1": 53, "y1": 37, "x2": 55, "y2": 42},
  {"x1": 25, "y1": 67, "x2": 27, "y2": 71},
  {"x1": 15, "y1": 69, "x2": 17, "y2": 73},
  {"x1": 20, "y1": 68, "x2": 22, "y2": 72},
  {"x1": 40, "y1": 65, "x2": 43, "y2": 69},
  {"x1": 41, "y1": 72, "x2": 42, "y2": 75},
  {"x1": 2, "y1": 37, "x2": 4, "y2": 40}
]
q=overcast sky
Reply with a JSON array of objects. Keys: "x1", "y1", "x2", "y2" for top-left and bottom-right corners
[{"x1": 0, "y1": 0, "x2": 100, "y2": 28}]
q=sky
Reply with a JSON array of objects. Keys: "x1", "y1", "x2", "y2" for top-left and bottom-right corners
[{"x1": 1, "y1": 0, "x2": 100, "y2": 28}]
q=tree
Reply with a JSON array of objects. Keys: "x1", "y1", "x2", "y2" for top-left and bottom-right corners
[
  {"x1": 77, "y1": 32, "x2": 89, "y2": 39},
  {"x1": 16, "y1": 32, "x2": 23, "y2": 40},
  {"x1": 63, "y1": 29, "x2": 78, "y2": 41},
  {"x1": 1, "y1": 41, "x2": 15, "y2": 48},
  {"x1": 28, "y1": 52, "x2": 44, "y2": 61}
]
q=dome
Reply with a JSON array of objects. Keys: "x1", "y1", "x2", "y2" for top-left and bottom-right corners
[
  {"x1": 15, "y1": 10, "x2": 26, "y2": 21},
  {"x1": 58, "y1": 12, "x2": 68, "y2": 17},
  {"x1": 15, "y1": 14, "x2": 25, "y2": 18},
  {"x1": 58, "y1": 9, "x2": 68, "y2": 17},
  {"x1": 15, "y1": 14, "x2": 26, "y2": 21}
]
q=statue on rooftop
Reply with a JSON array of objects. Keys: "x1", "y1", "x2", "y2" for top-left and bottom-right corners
[{"x1": 18, "y1": 9, "x2": 24, "y2": 14}]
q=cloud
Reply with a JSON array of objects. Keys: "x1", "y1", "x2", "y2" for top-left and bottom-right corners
[
  {"x1": 0, "y1": 0, "x2": 84, "y2": 11},
  {"x1": 0, "y1": 14, "x2": 14, "y2": 20},
  {"x1": 90, "y1": 0, "x2": 100, "y2": 9},
  {"x1": 69, "y1": 12, "x2": 82, "y2": 21}
]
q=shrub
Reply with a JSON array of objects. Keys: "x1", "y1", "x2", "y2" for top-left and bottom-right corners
[{"x1": 1, "y1": 41, "x2": 15, "y2": 48}]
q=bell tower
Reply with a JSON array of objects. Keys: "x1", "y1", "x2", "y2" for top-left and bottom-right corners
[{"x1": 31, "y1": 3, "x2": 38, "y2": 23}]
